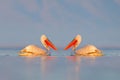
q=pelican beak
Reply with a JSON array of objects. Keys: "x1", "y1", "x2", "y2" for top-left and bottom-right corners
[
  {"x1": 45, "y1": 39, "x2": 57, "y2": 50},
  {"x1": 64, "y1": 39, "x2": 77, "y2": 50}
]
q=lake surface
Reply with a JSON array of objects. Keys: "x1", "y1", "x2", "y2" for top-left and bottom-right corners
[{"x1": 0, "y1": 48, "x2": 120, "y2": 80}]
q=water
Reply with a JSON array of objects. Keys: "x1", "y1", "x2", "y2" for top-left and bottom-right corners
[{"x1": 0, "y1": 48, "x2": 120, "y2": 80}]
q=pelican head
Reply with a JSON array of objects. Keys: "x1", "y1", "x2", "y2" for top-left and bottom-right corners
[
  {"x1": 40, "y1": 35, "x2": 57, "y2": 51},
  {"x1": 64, "y1": 34, "x2": 82, "y2": 51}
]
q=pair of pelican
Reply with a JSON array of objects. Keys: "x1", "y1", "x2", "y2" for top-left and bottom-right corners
[{"x1": 19, "y1": 34, "x2": 103, "y2": 56}]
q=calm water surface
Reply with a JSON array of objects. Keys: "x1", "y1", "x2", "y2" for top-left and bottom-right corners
[{"x1": 0, "y1": 48, "x2": 120, "y2": 80}]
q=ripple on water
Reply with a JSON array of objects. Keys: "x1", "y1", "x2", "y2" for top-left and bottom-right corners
[{"x1": 0, "y1": 49, "x2": 120, "y2": 57}]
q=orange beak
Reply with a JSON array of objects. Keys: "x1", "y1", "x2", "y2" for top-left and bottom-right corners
[
  {"x1": 45, "y1": 39, "x2": 57, "y2": 50},
  {"x1": 64, "y1": 39, "x2": 77, "y2": 50}
]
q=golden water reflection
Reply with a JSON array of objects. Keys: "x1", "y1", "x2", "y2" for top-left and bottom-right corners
[
  {"x1": 23, "y1": 56, "x2": 97, "y2": 80},
  {"x1": 40, "y1": 56, "x2": 56, "y2": 80},
  {"x1": 23, "y1": 56, "x2": 56, "y2": 80},
  {"x1": 66, "y1": 56, "x2": 97, "y2": 80}
]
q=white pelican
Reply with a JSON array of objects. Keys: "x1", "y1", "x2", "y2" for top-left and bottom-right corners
[
  {"x1": 19, "y1": 35, "x2": 57, "y2": 56},
  {"x1": 64, "y1": 34, "x2": 103, "y2": 56}
]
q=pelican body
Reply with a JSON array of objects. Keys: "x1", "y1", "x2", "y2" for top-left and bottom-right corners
[
  {"x1": 19, "y1": 35, "x2": 57, "y2": 56},
  {"x1": 64, "y1": 35, "x2": 103, "y2": 56}
]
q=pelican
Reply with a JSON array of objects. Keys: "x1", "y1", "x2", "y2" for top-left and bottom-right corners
[
  {"x1": 64, "y1": 34, "x2": 103, "y2": 56},
  {"x1": 19, "y1": 35, "x2": 57, "y2": 56}
]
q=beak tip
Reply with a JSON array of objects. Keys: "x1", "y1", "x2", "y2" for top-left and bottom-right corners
[
  {"x1": 64, "y1": 39, "x2": 77, "y2": 50},
  {"x1": 54, "y1": 48, "x2": 58, "y2": 50},
  {"x1": 64, "y1": 47, "x2": 68, "y2": 50}
]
